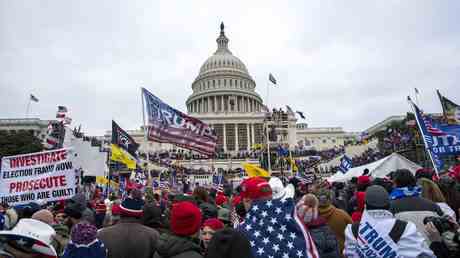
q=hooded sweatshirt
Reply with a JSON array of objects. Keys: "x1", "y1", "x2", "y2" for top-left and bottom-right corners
[
  {"x1": 153, "y1": 234, "x2": 203, "y2": 258},
  {"x1": 319, "y1": 204, "x2": 353, "y2": 253}
]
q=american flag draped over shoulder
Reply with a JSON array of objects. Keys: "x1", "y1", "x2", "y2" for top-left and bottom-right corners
[{"x1": 238, "y1": 198, "x2": 319, "y2": 258}]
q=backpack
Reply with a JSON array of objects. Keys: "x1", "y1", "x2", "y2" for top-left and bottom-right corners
[{"x1": 351, "y1": 219, "x2": 408, "y2": 243}]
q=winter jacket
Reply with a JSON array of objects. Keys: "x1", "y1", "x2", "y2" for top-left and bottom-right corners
[
  {"x1": 319, "y1": 204, "x2": 353, "y2": 253},
  {"x1": 308, "y1": 217, "x2": 341, "y2": 258},
  {"x1": 153, "y1": 233, "x2": 203, "y2": 258},
  {"x1": 98, "y1": 217, "x2": 160, "y2": 258},
  {"x1": 390, "y1": 196, "x2": 443, "y2": 242},
  {"x1": 344, "y1": 210, "x2": 435, "y2": 258}
]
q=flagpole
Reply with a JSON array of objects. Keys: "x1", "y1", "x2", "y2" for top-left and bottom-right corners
[
  {"x1": 25, "y1": 98, "x2": 31, "y2": 118},
  {"x1": 408, "y1": 98, "x2": 439, "y2": 175},
  {"x1": 265, "y1": 77, "x2": 272, "y2": 174},
  {"x1": 141, "y1": 88, "x2": 151, "y2": 184},
  {"x1": 414, "y1": 88, "x2": 421, "y2": 107}
]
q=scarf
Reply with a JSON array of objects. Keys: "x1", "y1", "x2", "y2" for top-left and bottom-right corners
[{"x1": 390, "y1": 186, "x2": 421, "y2": 200}]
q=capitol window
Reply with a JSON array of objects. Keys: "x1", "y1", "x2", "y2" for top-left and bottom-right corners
[{"x1": 213, "y1": 80, "x2": 215, "y2": 87}]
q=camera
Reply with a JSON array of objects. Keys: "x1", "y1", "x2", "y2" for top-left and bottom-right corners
[{"x1": 423, "y1": 216, "x2": 454, "y2": 234}]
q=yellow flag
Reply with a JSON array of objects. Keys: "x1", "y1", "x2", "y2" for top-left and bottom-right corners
[
  {"x1": 288, "y1": 158, "x2": 298, "y2": 172},
  {"x1": 96, "y1": 176, "x2": 119, "y2": 188},
  {"x1": 111, "y1": 144, "x2": 136, "y2": 169},
  {"x1": 242, "y1": 163, "x2": 270, "y2": 177}
]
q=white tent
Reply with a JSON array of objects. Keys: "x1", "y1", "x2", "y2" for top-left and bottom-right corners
[{"x1": 327, "y1": 153, "x2": 422, "y2": 183}]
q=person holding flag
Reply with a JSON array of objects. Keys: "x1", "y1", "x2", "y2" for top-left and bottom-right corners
[{"x1": 437, "y1": 90, "x2": 460, "y2": 124}]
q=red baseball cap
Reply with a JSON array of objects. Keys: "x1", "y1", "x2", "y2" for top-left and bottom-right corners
[{"x1": 240, "y1": 177, "x2": 272, "y2": 200}]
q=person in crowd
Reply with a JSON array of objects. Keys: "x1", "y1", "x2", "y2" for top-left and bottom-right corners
[
  {"x1": 215, "y1": 193, "x2": 228, "y2": 208},
  {"x1": 351, "y1": 191, "x2": 365, "y2": 222},
  {"x1": 390, "y1": 169, "x2": 444, "y2": 242},
  {"x1": 154, "y1": 201, "x2": 203, "y2": 258},
  {"x1": 424, "y1": 216, "x2": 460, "y2": 258},
  {"x1": 205, "y1": 228, "x2": 254, "y2": 258},
  {"x1": 437, "y1": 176, "x2": 460, "y2": 220},
  {"x1": 98, "y1": 192, "x2": 160, "y2": 258},
  {"x1": 344, "y1": 185, "x2": 435, "y2": 258},
  {"x1": 62, "y1": 222, "x2": 107, "y2": 258},
  {"x1": 239, "y1": 177, "x2": 272, "y2": 212},
  {"x1": 200, "y1": 218, "x2": 224, "y2": 253},
  {"x1": 297, "y1": 194, "x2": 341, "y2": 258},
  {"x1": 418, "y1": 177, "x2": 456, "y2": 221},
  {"x1": 0, "y1": 218, "x2": 58, "y2": 258},
  {"x1": 31, "y1": 209, "x2": 55, "y2": 225},
  {"x1": 315, "y1": 187, "x2": 352, "y2": 254},
  {"x1": 217, "y1": 208, "x2": 231, "y2": 227},
  {"x1": 143, "y1": 200, "x2": 167, "y2": 234}
]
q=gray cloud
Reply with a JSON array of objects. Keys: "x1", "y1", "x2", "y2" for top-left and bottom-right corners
[{"x1": 1, "y1": 0, "x2": 459, "y2": 135}]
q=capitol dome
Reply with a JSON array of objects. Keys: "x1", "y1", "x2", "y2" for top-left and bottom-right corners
[{"x1": 186, "y1": 23, "x2": 263, "y2": 114}]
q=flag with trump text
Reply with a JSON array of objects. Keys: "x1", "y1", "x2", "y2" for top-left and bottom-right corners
[
  {"x1": 410, "y1": 99, "x2": 460, "y2": 172},
  {"x1": 238, "y1": 198, "x2": 319, "y2": 258},
  {"x1": 142, "y1": 88, "x2": 217, "y2": 156}
]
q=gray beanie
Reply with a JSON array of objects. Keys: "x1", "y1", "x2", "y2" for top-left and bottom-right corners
[{"x1": 365, "y1": 185, "x2": 390, "y2": 209}]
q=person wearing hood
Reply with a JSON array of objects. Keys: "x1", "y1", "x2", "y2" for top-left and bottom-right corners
[
  {"x1": 344, "y1": 185, "x2": 435, "y2": 258},
  {"x1": 205, "y1": 228, "x2": 254, "y2": 258},
  {"x1": 297, "y1": 194, "x2": 341, "y2": 258},
  {"x1": 154, "y1": 201, "x2": 203, "y2": 258},
  {"x1": 98, "y1": 193, "x2": 160, "y2": 258},
  {"x1": 314, "y1": 187, "x2": 352, "y2": 254}
]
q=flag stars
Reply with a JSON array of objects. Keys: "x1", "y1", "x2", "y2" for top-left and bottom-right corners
[
  {"x1": 257, "y1": 247, "x2": 264, "y2": 255},
  {"x1": 272, "y1": 244, "x2": 280, "y2": 252},
  {"x1": 252, "y1": 205, "x2": 259, "y2": 211},
  {"x1": 245, "y1": 224, "x2": 252, "y2": 231},
  {"x1": 296, "y1": 250, "x2": 303, "y2": 257},
  {"x1": 266, "y1": 200, "x2": 273, "y2": 207},
  {"x1": 262, "y1": 237, "x2": 269, "y2": 245},
  {"x1": 289, "y1": 232, "x2": 296, "y2": 240},
  {"x1": 270, "y1": 218, "x2": 278, "y2": 224},
  {"x1": 275, "y1": 207, "x2": 282, "y2": 214},
  {"x1": 253, "y1": 230, "x2": 261, "y2": 238},
  {"x1": 277, "y1": 233, "x2": 284, "y2": 241},
  {"x1": 283, "y1": 252, "x2": 289, "y2": 258},
  {"x1": 287, "y1": 241, "x2": 294, "y2": 249},
  {"x1": 258, "y1": 219, "x2": 264, "y2": 226},
  {"x1": 261, "y1": 211, "x2": 268, "y2": 218},
  {"x1": 250, "y1": 241, "x2": 255, "y2": 247},
  {"x1": 267, "y1": 226, "x2": 274, "y2": 233},
  {"x1": 280, "y1": 225, "x2": 287, "y2": 232}
]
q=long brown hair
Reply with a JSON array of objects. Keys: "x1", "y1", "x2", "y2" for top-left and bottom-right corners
[{"x1": 418, "y1": 178, "x2": 446, "y2": 203}]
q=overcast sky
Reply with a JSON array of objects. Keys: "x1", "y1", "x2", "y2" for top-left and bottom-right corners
[{"x1": 1, "y1": 0, "x2": 459, "y2": 135}]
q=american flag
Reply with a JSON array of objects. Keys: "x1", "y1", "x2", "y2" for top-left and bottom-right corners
[
  {"x1": 422, "y1": 114, "x2": 446, "y2": 136},
  {"x1": 238, "y1": 198, "x2": 319, "y2": 258}
]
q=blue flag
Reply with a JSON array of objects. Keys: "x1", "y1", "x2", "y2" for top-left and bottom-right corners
[
  {"x1": 411, "y1": 100, "x2": 460, "y2": 172},
  {"x1": 339, "y1": 155, "x2": 352, "y2": 173},
  {"x1": 238, "y1": 198, "x2": 319, "y2": 258}
]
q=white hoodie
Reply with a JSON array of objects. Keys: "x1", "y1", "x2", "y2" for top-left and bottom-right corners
[{"x1": 343, "y1": 209, "x2": 435, "y2": 258}]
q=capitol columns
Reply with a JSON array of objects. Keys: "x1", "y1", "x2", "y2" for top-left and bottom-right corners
[
  {"x1": 223, "y1": 123, "x2": 227, "y2": 152},
  {"x1": 234, "y1": 123, "x2": 238, "y2": 151},
  {"x1": 246, "y1": 123, "x2": 251, "y2": 151}
]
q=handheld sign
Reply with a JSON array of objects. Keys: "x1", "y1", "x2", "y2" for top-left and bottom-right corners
[{"x1": 0, "y1": 148, "x2": 77, "y2": 205}]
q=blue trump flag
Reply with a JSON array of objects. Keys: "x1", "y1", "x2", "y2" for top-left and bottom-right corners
[
  {"x1": 238, "y1": 198, "x2": 319, "y2": 258},
  {"x1": 339, "y1": 155, "x2": 353, "y2": 173},
  {"x1": 410, "y1": 99, "x2": 460, "y2": 172}
]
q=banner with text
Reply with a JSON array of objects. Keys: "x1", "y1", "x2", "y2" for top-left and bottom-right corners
[{"x1": 0, "y1": 148, "x2": 76, "y2": 205}]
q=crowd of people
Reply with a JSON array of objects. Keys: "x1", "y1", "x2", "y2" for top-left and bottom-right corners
[{"x1": 1, "y1": 163, "x2": 460, "y2": 258}]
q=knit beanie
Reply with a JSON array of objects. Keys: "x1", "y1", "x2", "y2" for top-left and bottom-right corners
[
  {"x1": 202, "y1": 218, "x2": 224, "y2": 231},
  {"x1": 120, "y1": 197, "x2": 144, "y2": 218},
  {"x1": 170, "y1": 201, "x2": 202, "y2": 236},
  {"x1": 62, "y1": 222, "x2": 107, "y2": 258},
  {"x1": 32, "y1": 209, "x2": 55, "y2": 225},
  {"x1": 206, "y1": 228, "x2": 255, "y2": 258}
]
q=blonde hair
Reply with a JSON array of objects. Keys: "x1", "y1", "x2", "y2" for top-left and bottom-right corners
[{"x1": 418, "y1": 178, "x2": 446, "y2": 203}]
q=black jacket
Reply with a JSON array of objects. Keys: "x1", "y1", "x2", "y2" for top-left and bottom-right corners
[
  {"x1": 308, "y1": 218, "x2": 341, "y2": 258},
  {"x1": 153, "y1": 234, "x2": 203, "y2": 258}
]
